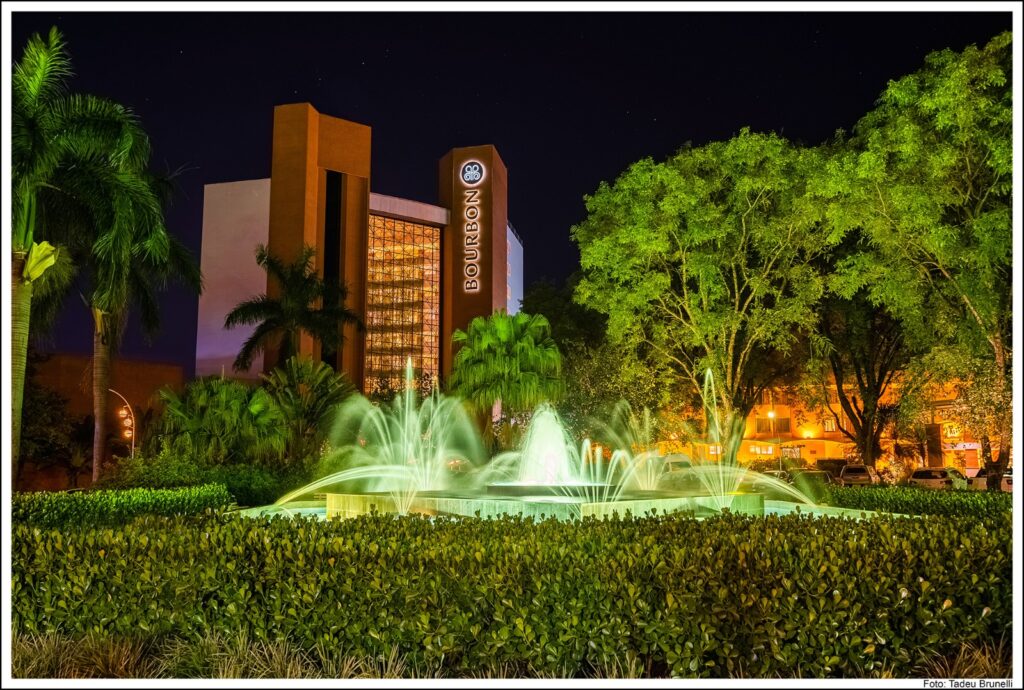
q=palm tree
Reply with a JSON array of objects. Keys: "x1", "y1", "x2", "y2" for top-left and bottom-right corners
[
  {"x1": 29, "y1": 162, "x2": 202, "y2": 482},
  {"x1": 448, "y1": 311, "x2": 564, "y2": 446},
  {"x1": 11, "y1": 27, "x2": 151, "y2": 473},
  {"x1": 262, "y1": 356, "x2": 357, "y2": 465},
  {"x1": 225, "y1": 244, "x2": 363, "y2": 372},
  {"x1": 81, "y1": 171, "x2": 202, "y2": 482}
]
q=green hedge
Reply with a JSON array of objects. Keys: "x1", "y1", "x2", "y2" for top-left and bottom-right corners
[
  {"x1": 12, "y1": 511, "x2": 1012, "y2": 677},
  {"x1": 824, "y1": 485, "x2": 1012, "y2": 517},
  {"x1": 12, "y1": 485, "x2": 233, "y2": 527},
  {"x1": 103, "y1": 452, "x2": 302, "y2": 507}
]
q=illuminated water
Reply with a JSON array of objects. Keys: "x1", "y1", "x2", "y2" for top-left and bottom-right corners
[{"x1": 253, "y1": 364, "x2": 818, "y2": 521}]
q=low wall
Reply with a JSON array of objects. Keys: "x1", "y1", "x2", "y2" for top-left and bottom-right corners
[{"x1": 326, "y1": 491, "x2": 765, "y2": 521}]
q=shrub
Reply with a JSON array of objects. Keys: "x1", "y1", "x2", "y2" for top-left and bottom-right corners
[
  {"x1": 11, "y1": 485, "x2": 233, "y2": 527},
  {"x1": 204, "y1": 464, "x2": 300, "y2": 508},
  {"x1": 12, "y1": 511, "x2": 1012, "y2": 677},
  {"x1": 150, "y1": 377, "x2": 287, "y2": 466},
  {"x1": 103, "y1": 445, "x2": 300, "y2": 507},
  {"x1": 824, "y1": 485, "x2": 1012, "y2": 517}
]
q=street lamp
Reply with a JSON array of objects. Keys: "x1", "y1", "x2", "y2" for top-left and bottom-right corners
[{"x1": 109, "y1": 388, "x2": 136, "y2": 458}]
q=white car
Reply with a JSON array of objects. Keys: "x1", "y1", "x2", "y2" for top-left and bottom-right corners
[
  {"x1": 908, "y1": 467, "x2": 968, "y2": 490},
  {"x1": 967, "y1": 467, "x2": 1013, "y2": 492},
  {"x1": 838, "y1": 464, "x2": 881, "y2": 487}
]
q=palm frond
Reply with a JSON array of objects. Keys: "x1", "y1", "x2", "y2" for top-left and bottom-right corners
[
  {"x1": 12, "y1": 27, "x2": 71, "y2": 116},
  {"x1": 234, "y1": 319, "x2": 283, "y2": 372},
  {"x1": 225, "y1": 295, "x2": 283, "y2": 329}
]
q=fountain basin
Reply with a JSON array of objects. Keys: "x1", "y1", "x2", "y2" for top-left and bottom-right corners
[
  {"x1": 325, "y1": 490, "x2": 765, "y2": 521},
  {"x1": 486, "y1": 482, "x2": 613, "y2": 497}
]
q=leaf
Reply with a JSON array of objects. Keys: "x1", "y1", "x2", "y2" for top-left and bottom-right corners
[{"x1": 22, "y1": 241, "x2": 58, "y2": 283}]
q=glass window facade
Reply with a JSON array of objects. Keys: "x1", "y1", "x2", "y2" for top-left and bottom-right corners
[{"x1": 364, "y1": 214, "x2": 441, "y2": 393}]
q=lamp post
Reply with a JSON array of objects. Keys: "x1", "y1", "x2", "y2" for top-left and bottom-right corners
[
  {"x1": 767, "y1": 409, "x2": 780, "y2": 471},
  {"x1": 109, "y1": 388, "x2": 135, "y2": 458}
]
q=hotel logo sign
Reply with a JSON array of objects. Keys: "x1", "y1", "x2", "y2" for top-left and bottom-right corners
[
  {"x1": 460, "y1": 161, "x2": 484, "y2": 186},
  {"x1": 460, "y1": 160, "x2": 486, "y2": 293}
]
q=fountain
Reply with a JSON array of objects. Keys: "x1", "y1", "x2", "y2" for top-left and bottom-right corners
[{"x1": 244, "y1": 364, "x2": 831, "y2": 521}]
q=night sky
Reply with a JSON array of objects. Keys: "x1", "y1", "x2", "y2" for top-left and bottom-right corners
[{"x1": 11, "y1": 11, "x2": 1012, "y2": 378}]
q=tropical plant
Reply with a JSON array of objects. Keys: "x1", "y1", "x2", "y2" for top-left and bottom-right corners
[
  {"x1": 448, "y1": 310, "x2": 563, "y2": 442},
  {"x1": 263, "y1": 356, "x2": 357, "y2": 465},
  {"x1": 150, "y1": 377, "x2": 287, "y2": 466},
  {"x1": 225, "y1": 244, "x2": 363, "y2": 372},
  {"x1": 82, "y1": 171, "x2": 201, "y2": 483},
  {"x1": 11, "y1": 27, "x2": 153, "y2": 474}
]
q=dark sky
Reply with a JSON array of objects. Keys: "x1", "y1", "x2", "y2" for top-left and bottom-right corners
[{"x1": 12, "y1": 11, "x2": 1011, "y2": 378}]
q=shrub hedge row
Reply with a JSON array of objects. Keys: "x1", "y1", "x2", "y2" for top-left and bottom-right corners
[
  {"x1": 102, "y1": 452, "x2": 299, "y2": 507},
  {"x1": 824, "y1": 486, "x2": 1012, "y2": 517},
  {"x1": 12, "y1": 484, "x2": 233, "y2": 527},
  {"x1": 12, "y1": 511, "x2": 1012, "y2": 677}
]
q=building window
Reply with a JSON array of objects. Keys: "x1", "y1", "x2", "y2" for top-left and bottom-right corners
[
  {"x1": 756, "y1": 417, "x2": 772, "y2": 434},
  {"x1": 364, "y1": 215, "x2": 441, "y2": 393},
  {"x1": 750, "y1": 445, "x2": 774, "y2": 456},
  {"x1": 775, "y1": 418, "x2": 791, "y2": 434},
  {"x1": 824, "y1": 417, "x2": 837, "y2": 433}
]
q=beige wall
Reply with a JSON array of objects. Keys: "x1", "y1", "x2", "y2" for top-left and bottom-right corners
[{"x1": 195, "y1": 178, "x2": 271, "y2": 379}]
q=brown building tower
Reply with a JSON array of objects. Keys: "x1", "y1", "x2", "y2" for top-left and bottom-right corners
[{"x1": 195, "y1": 103, "x2": 524, "y2": 392}]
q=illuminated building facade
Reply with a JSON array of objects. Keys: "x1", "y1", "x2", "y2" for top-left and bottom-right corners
[{"x1": 195, "y1": 103, "x2": 524, "y2": 391}]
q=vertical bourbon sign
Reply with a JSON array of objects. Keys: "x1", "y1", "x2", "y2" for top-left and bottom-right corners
[
  {"x1": 459, "y1": 160, "x2": 485, "y2": 292},
  {"x1": 439, "y1": 146, "x2": 509, "y2": 378}
]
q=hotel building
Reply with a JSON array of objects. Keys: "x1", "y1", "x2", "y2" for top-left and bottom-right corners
[{"x1": 195, "y1": 103, "x2": 524, "y2": 392}]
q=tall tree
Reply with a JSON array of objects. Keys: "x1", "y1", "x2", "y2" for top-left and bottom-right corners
[
  {"x1": 573, "y1": 130, "x2": 830, "y2": 462},
  {"x1": 41, "y1": 168, "x2": 202, "y2": 482},
  {"x1": 805, "y1": 289, "x2": 917, "y2": 466},
  {"x1": 225, "y1": 244, "x2": 363, "y2": 372},
  {"x1": 448, "y1": 310, "x2": 563, "y2": 444},
  {"x1": 827, "y1": 32, "x2": 1012, "y2": 488},
  {"x1": 11, "y1": 27, "x2": 150, "y2": 473}
]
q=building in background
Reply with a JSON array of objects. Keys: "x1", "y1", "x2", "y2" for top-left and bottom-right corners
[{"x1": 195, "y1": 103, "x2": 524, "y2": 393}]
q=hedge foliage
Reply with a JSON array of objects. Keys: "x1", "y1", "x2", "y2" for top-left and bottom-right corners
[
  {"x1": 102, "y1": 449, "x2": 301, "y2": 507},
  {"x1": 12, "y1": 485, "x2": 233, "y2": 528},
  {"x1": 13, "y1": 511, "x2": 1012, "y2": 678},
  {"x1": 824, "y1": 486, "x2": 1012, "y2": 518}
]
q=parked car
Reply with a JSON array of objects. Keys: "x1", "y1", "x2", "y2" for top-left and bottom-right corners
[
  {"x1": 790, "y1": 469, "x2": 836, "y2": 501},
  {"x1": 967, "y1": 467, "x2": 1013, "y2": 492},
  {"x1": 759, "y1": 469, "x2": 791, "y2": 484},
  {"x1": 747, "y1": 470, "x2": 794, "y2": 498},
  {"x1": 908, "y1": 467, "x2": 968, "y2": 490},
  {"x1": 838, "y1": 464, "x2": 881, "y2": 487},
  {"x1": 663, "y1": 455, "x2": 693, "y2": 474}
]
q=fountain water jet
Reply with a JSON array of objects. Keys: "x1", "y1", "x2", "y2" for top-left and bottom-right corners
[{"x1": 248, "y1": 364, "x2": 821, "y2": 521}]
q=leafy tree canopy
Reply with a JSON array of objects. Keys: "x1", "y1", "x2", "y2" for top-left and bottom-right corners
[{"x1": 573, "y1": 129, "x2": 832, "y2": 456}]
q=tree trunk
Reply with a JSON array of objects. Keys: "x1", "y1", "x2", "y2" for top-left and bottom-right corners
[
  {"x1": 11, "y1": 251, "x2": 32, "y2": 484},
  {"x1": 92, "y1": 323, "x2": 112, "y2": 484},
  {"x1": 861, "y1": 428, "x2": 877, "y2": 467},
  {"x1": 980, "y1": 434, "x2": 1008, "y2": 492},
  {"x1": 720, "y1": 412, "x2": 746, "y2": 466}
]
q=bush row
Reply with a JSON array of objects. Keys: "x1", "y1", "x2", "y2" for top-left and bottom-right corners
[
  {"x1": 824, "y1": 485, "x2": 1012, "y2": 517},
  {"x1": 12, "y1": 511, "x2": 1012, "y2": 677},
  {"x1": 102, "y1": 452, "x2": 301, "y2": 507},
  {"x1": 12, "y1": 484, "x2": 233, "y2": 527}
]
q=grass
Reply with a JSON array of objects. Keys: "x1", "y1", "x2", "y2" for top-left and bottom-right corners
[{"x1": 11, "y1": 634, "x2": 1012, "y2": 679}]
